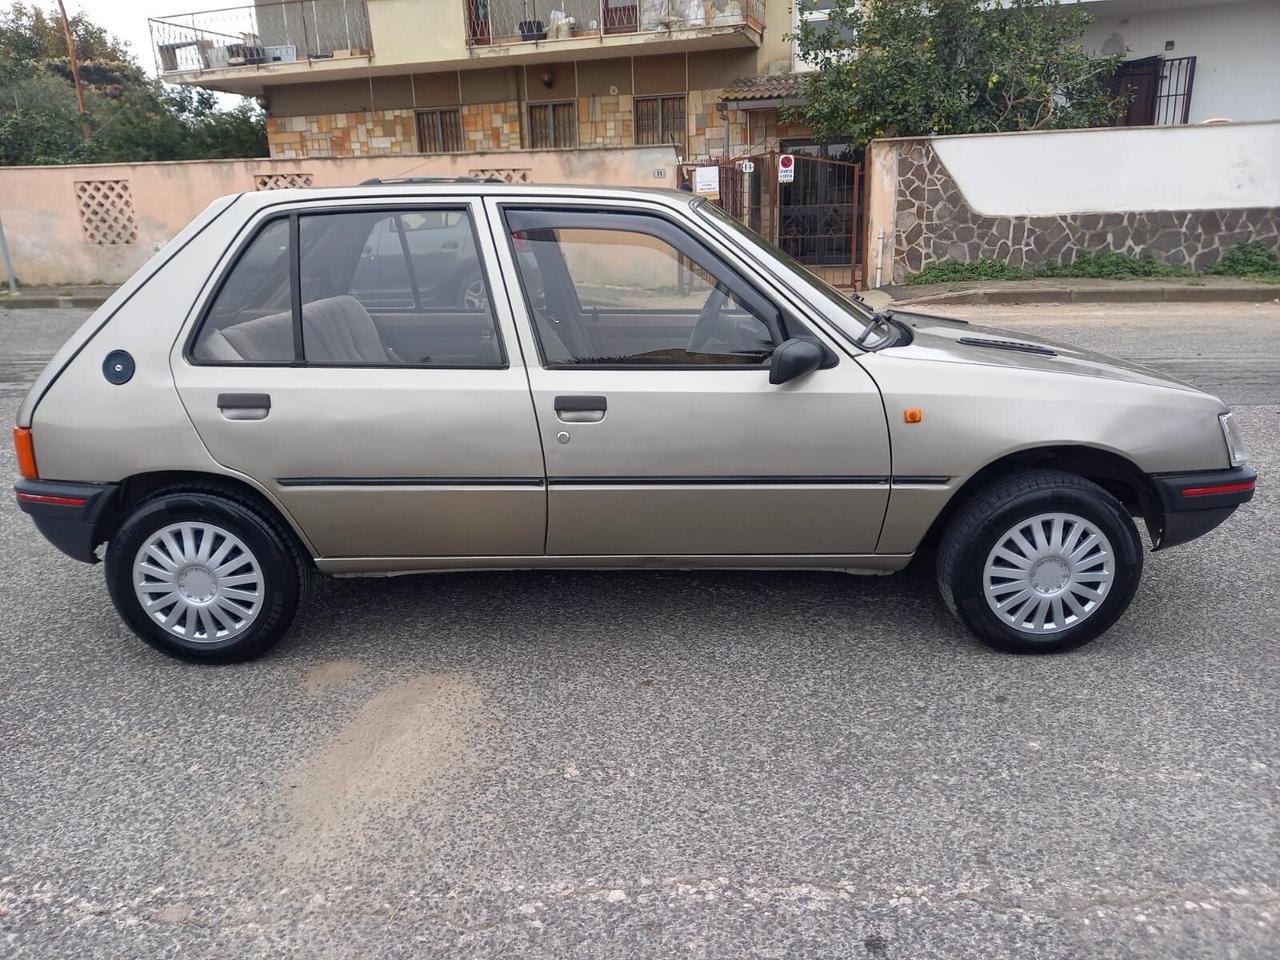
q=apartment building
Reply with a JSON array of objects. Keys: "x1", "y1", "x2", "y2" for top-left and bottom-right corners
[
  {"x1": 149, "y1": 0, "x2": 814, "y2": 162},
  {"x1": 1079, "y1": 0, "x2": 1280, "y2": 126}
]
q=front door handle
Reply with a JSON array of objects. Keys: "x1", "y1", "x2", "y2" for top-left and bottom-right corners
[
  {"x1": 217, "y1": 393, "x2": 271, "y2": 421},
  {"x1": 554, "y1": 395, "x2": 606, "y2": 424}
]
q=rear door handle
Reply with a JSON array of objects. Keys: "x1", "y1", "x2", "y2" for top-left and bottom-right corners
[
  {"x1": 554, "y1": 395, "x2": 606, "y2": 423},
  {"x1": 217, "y1": 393, "x2": 271, "y2": 421}
]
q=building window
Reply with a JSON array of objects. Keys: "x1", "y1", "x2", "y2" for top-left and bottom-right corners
[
  {"x1": 416, "y1": 108, "x2": 463, "y2": 153},
  {"x1": 634, "y1": 95, "x2": 686, "y2": 149},
  {"x1": 528, "y1": 101, "x2": 576, "y2": 149}
]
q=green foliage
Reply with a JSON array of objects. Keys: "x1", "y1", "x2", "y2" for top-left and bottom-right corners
[
  {"x1": 0, "y1": 1, "x2": 131, "y2": 65},
  {"x1": 905, "y1": 251, "x2": 1192, "y2": 284},
  {"x1": 791, "y1": 0, "x2": 1124, "y2": 147},
  {"x1": 906, "y1": 257, "x2": 1028, "y2": 284},
  {"x1": 1206, "y1": 242, "x2": 1280, "y2": 279},
  {"x1": 903, "y1": 248, "x2": 1280, "y2": 285},
  {"x1": 0, "y1": 1, "x2": 266, "y2": 165},
  {"x1": 1035, "y1": 251, "x2": 1192, "y2": 279}
]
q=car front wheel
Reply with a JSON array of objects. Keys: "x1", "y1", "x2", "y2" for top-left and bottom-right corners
[
  {"x1": 937, "y1": 470, "x2": 1144, "y2": 654},
  {"x1": 105, "y1": 488, "x2": 309, "y2": 663}
]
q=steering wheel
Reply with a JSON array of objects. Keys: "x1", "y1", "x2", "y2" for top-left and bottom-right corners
[{"x1": 687, "y1": 287, "x2": 732, "y2": 354}]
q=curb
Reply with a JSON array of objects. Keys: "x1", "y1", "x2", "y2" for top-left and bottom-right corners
[
  {"x1": 891, "y1": 284, "x2": 1280, "y2": 307},
  {"x1": 0, "y1": 295, "x2": 110, "y2": 310}
]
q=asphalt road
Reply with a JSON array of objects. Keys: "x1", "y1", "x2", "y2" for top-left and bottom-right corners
[{"x1": 1, "y1": 302, "x2": 1277, "y2": 959}]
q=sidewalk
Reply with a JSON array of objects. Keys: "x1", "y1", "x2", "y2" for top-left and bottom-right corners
[
  {"x1": 865, "y1": 276, "x2": 1280, "y2": 311},
  {"x1": 0, "y1": 285, "x2": 118, "y2": 309}
]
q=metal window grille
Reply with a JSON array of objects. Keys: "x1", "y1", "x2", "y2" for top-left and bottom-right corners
[
  {"x1": 635, "y1": 95, "x2": 686, "y2": 149},
  {"x1": 1155, "y1": 56, "x2": 1196, "y2": 125},
  {"x1": 416, "y1": 108, "x2": 463, "y2": 153},
  {"x1": 528, "y1": 101, "x2": 576, "y2": 149}
]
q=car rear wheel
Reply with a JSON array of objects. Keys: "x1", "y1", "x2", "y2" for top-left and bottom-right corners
[
  {"x1": 937, "y1": 470, "x2": 1144, "y2": 654},
  {"x1": 105, "y1": 488, "x2": 309, "y2": 663}
]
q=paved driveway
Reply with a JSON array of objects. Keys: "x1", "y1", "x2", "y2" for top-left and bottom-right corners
[{"x1": 2, "y1": 302, "x2": 1277, "y2": 959}]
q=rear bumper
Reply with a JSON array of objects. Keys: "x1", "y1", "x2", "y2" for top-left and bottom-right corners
[
  {"x1": 14, "y1": 478, "x2": 119, "y2": 563},
  {"x1": 1149, "y1": 465, "x2": 1256, "y2": 551}
]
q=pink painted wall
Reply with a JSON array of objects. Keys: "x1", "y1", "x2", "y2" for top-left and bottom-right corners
[{"x1": 0, "y1": 147, "x2": 678, "y2": 285}]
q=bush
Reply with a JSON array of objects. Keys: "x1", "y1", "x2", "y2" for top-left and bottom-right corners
[
  {"x1": 1206, "y1": 242, "x2": 1280, "y2": 278},
  {"x1": 1034, "y1": 251, "x2": 1192, "y2": 279},
  {"x1": 905, "y1": 258, "x2": 1028, "y2": 285},
  {"x1": 905, "y1": 247, "x2": 1280, "y2": 285}
]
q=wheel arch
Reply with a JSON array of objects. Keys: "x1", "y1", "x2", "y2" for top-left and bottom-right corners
[
  {"x1": 103, "y1": 470, "x2": 317, "y2": 561},
  {"x1": 922, "y1": 444, "x2": 1161, "y2": 550}
]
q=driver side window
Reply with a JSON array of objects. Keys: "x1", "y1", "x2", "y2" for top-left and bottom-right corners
[{"x1": 504, "y1": 211, "x2": 782, "y2": 367}]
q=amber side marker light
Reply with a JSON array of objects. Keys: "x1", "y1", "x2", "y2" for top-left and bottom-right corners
[
  {"x1": 1181, "y1": 479, "x2": 1255, "y2": 497},
  {"x1": 903, "y1": 408, "x2": 923, "y2": 423},
  {"x1": 13, "y1": 426, "x2": 37, "y2": 479}
]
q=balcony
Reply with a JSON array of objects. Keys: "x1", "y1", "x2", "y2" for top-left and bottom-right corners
[
  {"x1": 464, "y1": 0, "x2": 764, "y2": 49},
  {"x1": 149, "y1": 0, "x2": 371, "y2": 77}
]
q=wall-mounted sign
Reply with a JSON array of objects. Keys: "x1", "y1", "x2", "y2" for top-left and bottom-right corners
[
  {"x1": 693, "y1": 165, "x2": 720, "y2": 198},
  {"x1": 777, "y1": 153, "x2": 795, "y2": 184},
  {"x1": 739, "y1": 159, "x2": 755, "y2": 174}
]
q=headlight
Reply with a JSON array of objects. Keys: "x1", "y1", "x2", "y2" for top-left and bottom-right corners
[{"x1": 1219, "y1": 412, "x2": 1248, "y2": 467}]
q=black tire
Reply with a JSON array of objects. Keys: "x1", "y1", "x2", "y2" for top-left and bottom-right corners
[
  {"x1": 105, "y1": 488, "x2": 310, "y2": 664},
  {"x1": 936, "y1": 469, "x2": 1143, "y2": 654}
]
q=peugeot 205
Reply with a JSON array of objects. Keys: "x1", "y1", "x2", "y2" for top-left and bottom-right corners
[{"x1": 12, "y1": 180, "x2": 1255, "y2": 662}]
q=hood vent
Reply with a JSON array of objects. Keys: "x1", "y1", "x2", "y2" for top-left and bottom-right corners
[{"x1": 957, "y1": 336, "x2": 1057, "y2": 357}]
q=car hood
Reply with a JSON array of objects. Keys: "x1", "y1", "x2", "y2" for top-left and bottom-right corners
[{"x1": 884, "y1": 310, "x2": 1205, "y2": 394}]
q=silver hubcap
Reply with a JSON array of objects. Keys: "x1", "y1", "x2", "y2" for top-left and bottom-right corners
[
  {"x1": 132, "y1": 522, "x2": 264, "y2": 644},
  {"x1": 462, "y1": 279, "x2": 487, "y2": 310},
  {"x1": 983, "y1": 512, "x2": 1115, "y2": 635}
]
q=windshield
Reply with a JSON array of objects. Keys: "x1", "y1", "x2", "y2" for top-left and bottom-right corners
[{"x1": 692, "y1": 198, "x2": 878, "y2": 345}]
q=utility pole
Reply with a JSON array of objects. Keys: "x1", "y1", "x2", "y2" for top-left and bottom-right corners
[{"x1": 55, "y1": 0, "x2": 91, "y2": 140}]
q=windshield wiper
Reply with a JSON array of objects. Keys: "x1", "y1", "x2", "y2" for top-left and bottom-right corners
[{"x1": 855, "y1": 309, "x2": 895, "y2": 348}]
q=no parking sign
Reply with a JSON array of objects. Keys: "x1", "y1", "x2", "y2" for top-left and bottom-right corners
[{"x1": 777, "y1": 153, "x2": 795, "y2": 183}]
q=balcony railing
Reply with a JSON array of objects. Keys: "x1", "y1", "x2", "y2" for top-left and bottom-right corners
[
  {"x1": 150, "y1": 0, "x2": 371, "y2": 75},
  {"x1": 465, "y1": 0, "x2": 764, "y2": 47}
]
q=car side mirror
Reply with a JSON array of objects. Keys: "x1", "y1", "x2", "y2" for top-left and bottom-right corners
[{"x1": 769, "y1": 338, "x2": 824, "y2": 385}]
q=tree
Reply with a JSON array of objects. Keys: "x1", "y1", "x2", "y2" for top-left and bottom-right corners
[
  {"x1": 791, "y1": 0, "x2": 1123, "y2": 148},
  {"x1": 0, "y1": 1, "x2": 266, "y2": 165}
]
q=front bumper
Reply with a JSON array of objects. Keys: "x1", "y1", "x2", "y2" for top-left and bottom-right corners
[
  {"x1": 14, "y1": 478, "x2": 119, "y2": 563},
  {"x1": 1149, "y1": 465, "x2": 1257, "y2": 551}
]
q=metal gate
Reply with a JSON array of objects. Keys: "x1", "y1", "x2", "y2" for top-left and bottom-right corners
[{"x1": 681, "y1": 152, "x2": 864, "y2": 290}]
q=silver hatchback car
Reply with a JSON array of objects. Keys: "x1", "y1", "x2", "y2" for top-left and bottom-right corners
[{"x1": 13, "y1": 181, "x2": 1255, "y2": 662}]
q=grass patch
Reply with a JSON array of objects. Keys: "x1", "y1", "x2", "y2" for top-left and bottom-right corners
[
  {"x1": 1034, "y1": 251, "x2": 1192, "y2": 279},
  {"x1": 906, "y1": 258, "x2": 1027, "y2": 284},
  {"x1": 905, "y1": 243, "x2": 1280, "y2": 285},
  {"x1": 1205, "y1": 241, "x2": 1280, "y2": 283}
]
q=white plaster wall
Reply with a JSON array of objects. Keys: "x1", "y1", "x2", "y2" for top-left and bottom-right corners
[
  {"x1": 929, "y1": 121, "x2": 1280, "y2": 216},
  {"x1": 1081, "y1": 0, "x2": 1280, "y2": 123}
]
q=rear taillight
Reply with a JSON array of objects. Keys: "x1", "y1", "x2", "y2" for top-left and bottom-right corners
[{"x1": 13, "y1": 426, "x2": 37, "y2": 479}]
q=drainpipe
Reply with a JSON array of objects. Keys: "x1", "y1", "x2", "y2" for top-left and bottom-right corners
[
  {"x1": 874, "y1": 229, "x2": 886, "y2": 289},
  {"x1": 0, "y1": 217, "x2": 17, "y2": 295}
]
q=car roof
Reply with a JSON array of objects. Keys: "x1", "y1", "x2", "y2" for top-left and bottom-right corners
[{"x1": 230, "y1": 181, "x2": 697, "y2": 212}]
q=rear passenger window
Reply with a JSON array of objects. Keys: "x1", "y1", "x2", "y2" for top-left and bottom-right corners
[
  {"x1": 191, "y1": 207, "x2": 504, "y2": 367},
  {"x1": 192, "y1": 219, "x2": 292, "y2": 363},
  {"x1": 300, "y1": 209, "x2": 500, "y2": 366}
]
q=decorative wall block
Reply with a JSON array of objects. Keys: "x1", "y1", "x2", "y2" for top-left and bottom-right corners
[
  {"x1": 74, "y1": 180, "x2": 137, "y2": 245},
  {"x1": 254, "y1": 172, "x2": 313, "y2": 190},
  {"x1": 471, "y1": 168, "x2": 532, "y2": 183}
]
